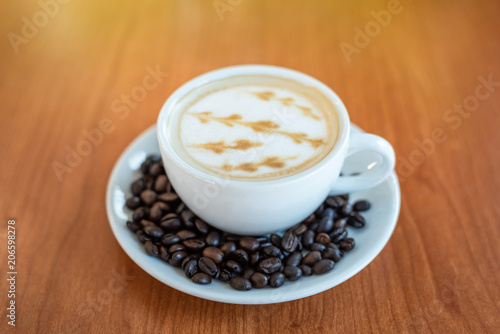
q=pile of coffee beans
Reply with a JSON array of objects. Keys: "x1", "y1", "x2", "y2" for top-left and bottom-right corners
[{"x1": 125, "y1": 155, "x2": 370, "y2": 290}]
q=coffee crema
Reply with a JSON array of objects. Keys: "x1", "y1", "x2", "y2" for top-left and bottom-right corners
[{"x1": 167, "y1": 75, "x2": 340, "y2": 181}]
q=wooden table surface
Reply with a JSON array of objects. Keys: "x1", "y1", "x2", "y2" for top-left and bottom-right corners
[{"x1": 1, "y1": 0, "x2": 500, "y2": 333}]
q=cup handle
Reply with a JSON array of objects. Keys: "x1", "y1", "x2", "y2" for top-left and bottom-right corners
[{"x1": 329, "y1": 133, "x2": 395, "y2": 195}]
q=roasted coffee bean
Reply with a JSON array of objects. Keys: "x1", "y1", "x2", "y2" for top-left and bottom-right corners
[
  {"x1": 181, "y1": 256, "x2": 192, "y2": 270},
  {"x1": 329, "y1": 226, "x2": 344, "y2": 240},
  {"x1": 191, "y1": 272, "x2": 211, "y2": 284},
  {"x1": 315, "y1": 233, "x2": 331, "y2": 245},
  {"x1": 154, "y1": 175, "x2": 168, "y2": 193},
  {"x1": 169, "y1": 251, "x2": 188, "y2": 267},
  {"x1": 219, "y1": 269, "x2": 233, "y2": 282},
  {"x1": 260, "y1": 242, "x2": 272, "y2": 248},
  {"x1": 249, "y1": 252, "x2": 260, "y2": 266},
  {"x1": 239, "y1": 237, "x2": 260, "y2": 252},
  {"x1": 322, "y1": 247, "x2": 343, "y2": 262},
  {"x1": 353, "y1": 200, "x2": 371, "y2": 212},
  {"x1": 281, "y1": 231, "x2": 299, "y2": 253},
  {"x1": 142, "y1": 175, "x2": 154, "y2": 190},
  {"x1": 184, "y1": 259, "x2": 198, "y2": 278},
  {"x1": 300, "y1": 264, "x2": 312, "y2": 276},
  {"x1": 302, "y1": 230, "x2": 315, "y2": 248},
  {"x1": 250, "y1": 272, "x2": 268, "y2": 288},
  {"x1": 313, "y1": 259, "x2": 335, "y2": 274},
  {"x1": 341, "y1": 203, "x2": 353, "y2": 216},
  {"x1": 321, "y1": 208, "x2": 335, "y2": 219},
  {"x1": 144, "y1": 241, "x2": 159, "y2": 257},
  {"x1": 242, "y1": 267, "x2": 256, "y2": 280},
  {"x1": 181, "y1": 254, "x2": 199, "y2": 268},
  {"x1": 340, "y1": 194, "x2": 349, "y2": 201},
  {"x1": 263, "y1": 246, "x2": 282, "y2": 259},
  {"x1": 149, "y1": 163, "x2": 163, "y2": 177},
  {"x1": 339, "y1": 238, "x2": 355, "y2": 251},
  {"x1": 302, "y1": 251, "x2": 322, "y2": 266},
  {"x1": 133, "y1": 207, "x2": 149, "y2": 222},
  {"x1": 270, "y1": 234, "x2": 282, "y2": 247},
  {"x1": 140, "y1": 219, "x2": 156, "y2": 228},
  {"x1": 126, "y1": 196, "x2": 142, "y2": 210},
  {"x1": 256, "y1": 236, "x2": 268, "y2": 243},
  {"x1": 303, "y1": 214, "x2": 316, "y2": 224},
  {"x1": 325, "y1": 196, "x2": 344, "y2": 209},
  {"x1": 334, "y1": 218, "x2": 348, "y2": 229},
  {"x1": 168, "y1": 244, "x2": 186, "y2": 253},
  {"x1": 310, "y1": 243, "x2": 326, "y2": 252},
  {"x1": 176, "y1": 229, "x2": 197, "y2": 241},
  {"x1": 224, "y1": 260, "x2": 243, "y2": 274},
  {"x1": 314, "y1": 203, "x2": 325, "y2": 216},
  {"x1": 229, "y1": 249, "x2": 249, "y2": 265},
  {"x1": 327, "y1": 242, "x2": 338, "y2": 249},
  {"x1": 348, "y1": 213, "x2": 366, "y2": 228},
  {"x1": 149, "y1": 202, "x2": 170, "y2": 222},
  {"x1": 310, "y1": 222, "x2": 320, "y2": 232},
  {"x1": 226, "y1": 234, "x2": 241, "y2": 242},
  {"x1": 157, "y1": 192, "x2": 179, "y2": 203},
  {"x1": 269, "y1": 273, "x2": 286, "y2": 288},
  {"x1": 289, "y1": 223, "x2": 306, "y2": 236},
  {"x1": 160, "y1": 217, "x2": 182, "y2": 231},
  {"x1": 161, "y1": 233, "x2": 180, "y2": 246},
  {"x1": 144, "y1": 225, "x2": 165, "y2": 239},
  {"x1": 332, "y1": 230, "x2": 348, "y2": 244},
  {"x1": 220, "y1": 242, "x2": 236, "y2": 255},
  {"x1": 202, "y1": 247, "x2": 224, "y2": 264},
  {"x1": 126, "y1": 220, "x2": 141, "y2": 233},
  {"x1": 159, "y1": 246, "x2": 169, "y2": 262},
  {"x1": 198, "y1": 257, "x2": 218, "y2": 276},
  {"x1": 229, "y1": 277, "x2": 252, "y2": 291},
  {"x1": 131, "y1": 179, "x2": 145, "y2": 196},
  {"x1": 183, "y1": 238, "x2": 206, "y2": 251},
  {"x1": 136, "y1": 230, "x2": 152, "y2": 243},
  {"x1": 148, "y1": 208, "x2": 163, "y2": 223},
  {"x1": 317, "y1": 216, "x2": 334, "y2": 233},
  {"x1": 194, "y1": 218, "x2": 209, "y2": 234},
  {"x1": 140, "y1": 160, "x2": 152, "y2": 175},
  {"x1": 161, "y1": 212, "x2": 177, "y2": 220},
  {"x1": 258, "y1": 257, "x2": 282, "y2": 274},
  {"x1": 285, "y1": 252, "x2": 302, "y2": 267},
  {"x1": 283, "y1": 266, "x2": 302, "y2": 281},
  {"x1": 140, "y1": 190, "x2": 157, "y2": 206},
  {"x1": 206, "y1": 231, "x2": 221, "y2": 247}
]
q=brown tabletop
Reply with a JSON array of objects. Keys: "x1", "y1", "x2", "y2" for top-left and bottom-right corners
[{"x1": 1, "y1": 0, "x2": 500, "y2": 333}]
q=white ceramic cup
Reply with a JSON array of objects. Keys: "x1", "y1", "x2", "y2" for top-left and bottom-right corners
[{"x1": 157, "y1": 65, "x2": 395, "y2": 235}]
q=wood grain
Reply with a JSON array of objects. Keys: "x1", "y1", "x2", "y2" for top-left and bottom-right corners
[{"x1": 1, "y1": 0, "x2": 500, "y2": 333}]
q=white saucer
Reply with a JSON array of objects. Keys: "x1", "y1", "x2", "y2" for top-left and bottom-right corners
[{"x1": 106, "y1": 124, "x2": 401, "y2": 304}]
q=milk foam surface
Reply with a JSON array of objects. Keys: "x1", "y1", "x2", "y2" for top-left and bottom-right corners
[{"x1": 168, "y1": 75, "x2": 339, "y2": 180}]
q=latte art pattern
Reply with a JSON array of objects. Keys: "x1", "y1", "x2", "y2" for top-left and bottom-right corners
[
  {"x1": 167, "y1": 75, "x2": 339, "y2": 180},
  {"x1": 189, "y1": 112, "x2": 326, "y2": 148},
  {"x1": 252, "y1": 91, "x2": 321, "y2": 120},
  {"x1": 191, "y1": 139, "x2": 263, "y2": 154}
]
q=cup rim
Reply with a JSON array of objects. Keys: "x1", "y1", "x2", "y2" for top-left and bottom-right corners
[{"x1": 157, "y1": 64, "x2": 350, "y2": 187}]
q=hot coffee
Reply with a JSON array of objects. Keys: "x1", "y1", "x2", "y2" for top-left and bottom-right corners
[{"x1": 167, "y1": 75, "x2": 340, "y2": 181}]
